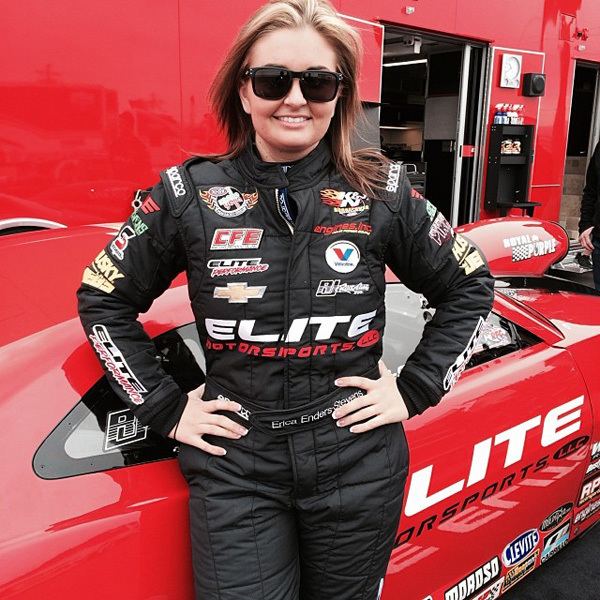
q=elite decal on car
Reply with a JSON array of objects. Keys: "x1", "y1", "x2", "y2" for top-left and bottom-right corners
[
  {"x1": 200, "y1": 186, "x2": 259, "y2": 218},
  {"x1": 89, "y1": 324, "x2": 146, "y2": 404},
  {"x1": 444, "y1": 556, "x2": 500, "y2": 600}
]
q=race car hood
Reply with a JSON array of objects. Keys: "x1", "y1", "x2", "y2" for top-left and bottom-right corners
[
  {"x1": 0, "y1": 225, "x2": 188, "y2": 347},
  {"x1": 457, "y1": 217, "x2": 569, "y2": 277}
]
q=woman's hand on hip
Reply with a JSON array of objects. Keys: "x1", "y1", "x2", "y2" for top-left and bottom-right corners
[
  {"x1": 579, "y1": 226, "x2": 594, "y2": 253},
  {"x1": 332, "y1": 360, "x2": 409, "y2": 433},
  {"x1": 167, "y1": 383, "x2": 248, "y2": 455}
]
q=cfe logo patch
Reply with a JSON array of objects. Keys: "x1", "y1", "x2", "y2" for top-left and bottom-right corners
[
  {"x1": 211, "y1": 228, "x2": 263, "y2": 250},
  {"x1": 326, "y1": 241, "x2": 360, "y2": 273},
  {"x1": 200, "y1": 186, "x2": 259, "y2": 218},
  {"x1": 320, "y1": 189, "x2": 369, "y2": 216}
]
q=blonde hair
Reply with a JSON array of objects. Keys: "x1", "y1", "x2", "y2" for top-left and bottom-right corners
[{"x1": 208, "y1": 0, "x2": 389, "y2": 196}]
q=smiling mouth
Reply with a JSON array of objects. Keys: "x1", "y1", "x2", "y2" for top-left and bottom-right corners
[{"x1": 275, "y1": 116, "x2": 311, "y2": 123}]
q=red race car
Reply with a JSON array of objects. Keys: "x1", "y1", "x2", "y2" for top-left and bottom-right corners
[{"x1": 0, "y1": 217, "x2": 599, "y2": 600}]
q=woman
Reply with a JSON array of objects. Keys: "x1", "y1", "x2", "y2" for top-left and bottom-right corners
[{"x1": 77, "y1": 1, "x2": 495, "y2": 598}]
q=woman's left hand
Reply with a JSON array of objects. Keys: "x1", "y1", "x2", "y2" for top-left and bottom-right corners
[{"x1": 332, "y1": 360, "x2": 409, "y2": 433}]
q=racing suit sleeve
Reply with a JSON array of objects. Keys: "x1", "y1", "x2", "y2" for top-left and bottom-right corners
[
  {"x1": 579, "y1": 141, "x2": 600, "y2": 234},
  {"x1": 76, "y1": 182, "x2": 190, "y2": 438},
  {"x1": 384, "y1": 177, "x2": 495, "y2": 417}
]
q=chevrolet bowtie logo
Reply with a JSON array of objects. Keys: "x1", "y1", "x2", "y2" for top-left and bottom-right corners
[{"x1": 213, "y1": 282, "x2": 267, "y2": 303}]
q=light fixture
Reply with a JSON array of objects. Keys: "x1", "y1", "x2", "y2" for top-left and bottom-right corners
[{"x1": 383, "y1": 59, "x2": 428, "y2": 67}]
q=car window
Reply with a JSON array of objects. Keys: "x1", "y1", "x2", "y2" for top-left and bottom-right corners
[
  {"x1": 382, "y1": 283, "x2": 536, "y2": 374},
  {"x1": 34, "y1": 323, "x2": 205, "y2": 479}
]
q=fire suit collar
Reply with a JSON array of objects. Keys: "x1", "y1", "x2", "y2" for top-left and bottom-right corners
[{"x1": 234, "y1": 139, "x2": 332, "y2": 191}]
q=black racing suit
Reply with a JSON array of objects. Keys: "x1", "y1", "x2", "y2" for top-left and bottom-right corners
[{"x1": 77, "y1": 140, "x2": 495, "y2": 600}]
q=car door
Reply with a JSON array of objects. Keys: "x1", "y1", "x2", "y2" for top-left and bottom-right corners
[{"x1": 380, "y1": 284, "x2": 593, "y2": 600}]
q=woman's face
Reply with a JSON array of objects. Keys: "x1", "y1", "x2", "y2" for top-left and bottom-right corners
[{"x1": 239, "y1": 26, "x2": 340, "y2": 163}]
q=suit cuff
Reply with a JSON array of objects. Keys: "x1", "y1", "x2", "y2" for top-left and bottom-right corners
[{"x1": 396, "y1": 370, "x2": 443, "y2": 417}]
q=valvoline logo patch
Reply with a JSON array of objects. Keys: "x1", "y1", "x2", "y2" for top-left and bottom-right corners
[
  {"x1": 326, "y1": 241, "x2": 360, "y2": 274},
  {"x1": 502, "y1": 529, "x2": 539, "y2": 567}
]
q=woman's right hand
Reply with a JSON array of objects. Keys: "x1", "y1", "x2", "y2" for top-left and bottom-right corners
[{"x1": 167, "y1": 383, "x2": 248, "y2": 455}]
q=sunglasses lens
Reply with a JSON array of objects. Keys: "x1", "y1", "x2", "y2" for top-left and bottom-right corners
[
  {"x1": 252, "y1": 68, "x2": 292, "y2": 100},
  {"x1": 300, "y1": 71, "x2": 339, "y2": 102}
]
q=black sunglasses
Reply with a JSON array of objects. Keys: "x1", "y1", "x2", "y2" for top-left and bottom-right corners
[{"x1": 243, "y1": 67, "x2": 343, "y2": 102}]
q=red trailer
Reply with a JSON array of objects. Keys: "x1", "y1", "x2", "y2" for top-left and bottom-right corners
[{"x1": 2, "y1": 0, "x2": 600, "y2": 237}]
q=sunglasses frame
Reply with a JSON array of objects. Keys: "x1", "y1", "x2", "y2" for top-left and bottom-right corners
[{"x1": 243, "y1": 67, "x2": 343, "y2": 102}]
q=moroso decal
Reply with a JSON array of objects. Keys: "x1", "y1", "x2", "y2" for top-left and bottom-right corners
[
  {"x1": 200, "y1": 186, "x2": 259, "y2": 218},
  {"x1": 579, "y1": 473, "x2": 600, "y2": 505},
  {"x1": 553, "y1": 435, "x2": 589, "y2": 460},
  {"x1": 540, "y1": 503, "x2": 573, "y2": 532},
  {"x1": 502, "y1": 529, "x2": 539, "y2": 567},
  {"x1": 574, "y1": 498, "x2": 600, "y2": 524},
  {"x1": 443, "y1": 316, "x2": 485, "y2": 390},
  {"x1": 472, "y1": 577, "x2": 504, "y2": 600},
  {"x1": 207, "y1": 258, "x2": 269, "y2": 278},
  {"x1": 399, "y1": 396, "x2": 584, "y2": 530},
  {"x1": 541, "y1": 520, "x2": 570, "y2": 563},
  {"x1": 503, "y1": 234, "x2": 557, "y2": 262},
  {"x1": 82, "y1": 250, "x2": 125, "y2": 293},
  {"x1": 502, "y1": 551, "x2": 538, "y2": 592},
  {"x1": 313, "y1": 222, "x2": 372, "y2": 235},
  {"x1": 444, "y1": 556, "x2": 500, "y2": 600},
  {"x1": 104, "y1": 408, "x2": 148, "y2": 451},
  {"x1": 109, "y1": 225, "x2": 136, "y2": 260},
  {"x1": 320, "y1": 189, "x2": 369, "y2": 216},
  {"x1": 429, "y1": 212, "x2": 453, "y2": 246},
  {"x1": 211, "y1": 228, "x2": 263, "y2": 250},
  {"x1": 89, "y1": 325, "x2": 146, "y2": 404}
]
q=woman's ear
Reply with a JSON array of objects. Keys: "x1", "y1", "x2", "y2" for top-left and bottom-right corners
[{"x1": 239, "y1": 81, "x2": 252, "y2": 115}]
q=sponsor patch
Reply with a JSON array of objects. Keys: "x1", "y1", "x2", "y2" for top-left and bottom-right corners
[
  {"x1": 574, "y1": 498, "x2": 600, "y2": 524},
  {"x1": 89, "y1": 324, "x2": 146, "y2": 404},
  {"x1": 325, "y1": 240, "x2": 360, "y2": 274},
  {"x1": 444, "y1": 556, "x2": 500, "y2": 600},
  {"x1": 386, "y1": 162, "x2": 403, "y2": 193},
  {"x1": 540, "y1": 503, "x2": 573, "y2": 532},
  {"x1": 453, "y1": 234, "x2": 485, "y2": 275},
  {"x1": 553, "y1": 435, "x2": 589, "y2": 460},
  {"x1": 472, "y1": 577, "x2": 504, "y2": 600},
  {"x1": 502, "y1": 551, "x2": 538, "y2": 592},
  {"x1": 316, "y1": 279, "x2": 370, "y2": 296},
  {"x1": 443, "y1": 316, "x2": 485, "y2": 390},
  {"x1": 213, "y1": 282, "x2": 266, "y2": 303},
  {"x1": 207, "y1": 258, "x2": 269, "y2": 278},
  {"x1": 166, "y1": 166, "x2": 186, "y2": 198},
  {"x1": 579, "y1": 473, "x2": 600, "y2": 505},
  {"x1": 140, "y1": 196, "x2": 160, "y2": 214},
  {"x1": 429, "y1": 212, "x2": 453, "y2": 246},
  {"x1": 313, "y1": 222, "x2": 372, "y2": 236},
  {"x1": 541, "y1": 520, "x2": 570, "y2": 563},
  {"x1": 211, "y1": 228, "x2": 263, "y2": 250},
  {"x1": 425, "y1": 200, "x2": 437, "y2": 221},
  {"x1": 503, "y1": 234, "x2": 557, "y2": 262},
  {"x1": 109, "y1": 225, "x2": 136, "y2": 260},
  {"x1": 104, "y1": 409, "x2": 148, "y2": 451},
  {"x1": 320, "y1": 189, "x2": 369, "y2": 216},
  {"x1": 130, "y1": 212, "x2": 149, "y2": 235},
  {"x1": 502, "y1": 529, "x2": 539, "y2": 567},
  {"x1": 82, "y1": 250, "x2": 125, "y2": 293},
  {"x1": 200, "y1": 186, "x2": 259, "y2": 218},
  {"x1": 586, "y1": 457, "x2": 600, "y2": 478}
]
